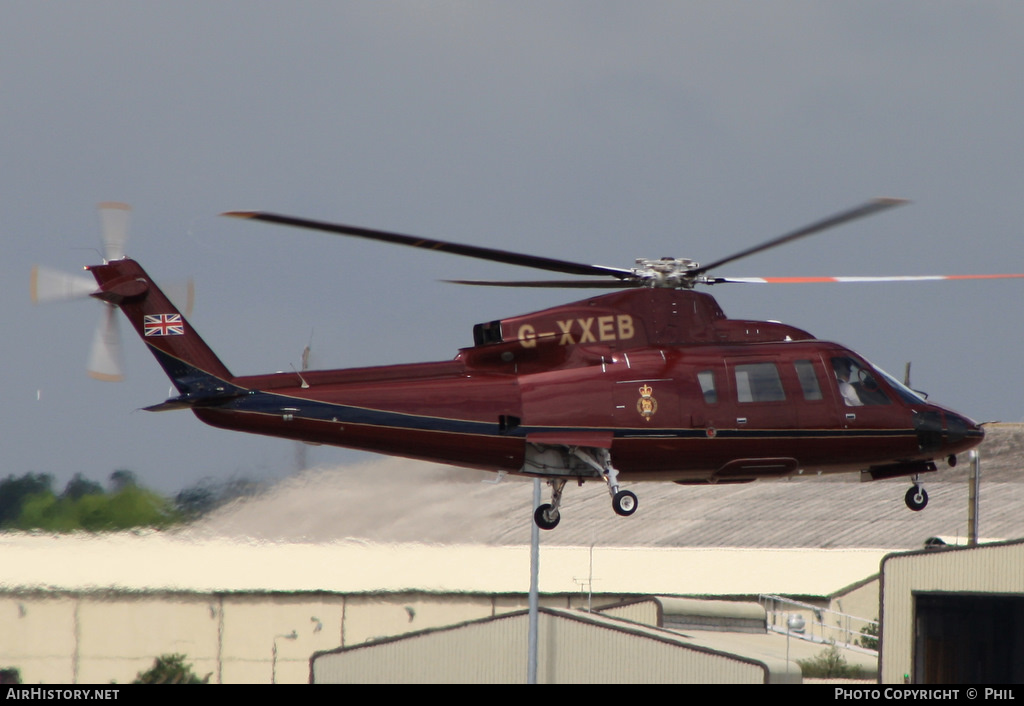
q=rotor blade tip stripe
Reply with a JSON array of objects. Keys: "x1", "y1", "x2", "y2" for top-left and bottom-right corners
[{"x1": 88, "y1": 371, "x2": 124, "y2": 382}]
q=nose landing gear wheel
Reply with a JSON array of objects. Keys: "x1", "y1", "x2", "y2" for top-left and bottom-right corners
[
  {"x1": 534, "y1": 503, "x2": 561, "y2": 530},
  {"x1": 905, "y1": 486, "x2": 929, "y2": 512},
  {"x1": 612, "y1": 490, "x2": 638, "y2": 517}
]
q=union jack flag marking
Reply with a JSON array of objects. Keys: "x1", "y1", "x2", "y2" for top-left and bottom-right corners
[{"x1": 143, "y1": 313, "x2": 184, "y2": 336}]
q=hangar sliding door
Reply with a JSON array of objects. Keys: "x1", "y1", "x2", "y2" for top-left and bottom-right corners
[{"x1": 913, "y1": 593, "x2": 1024, "y2": 684}]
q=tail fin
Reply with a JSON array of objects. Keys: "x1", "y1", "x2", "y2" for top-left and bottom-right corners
[{"x1": 88, "y1": 259, "x2": 242, "y2": 407}]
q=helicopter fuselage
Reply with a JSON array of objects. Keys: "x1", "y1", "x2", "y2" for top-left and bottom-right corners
[{"x1": 89, "y1": 259, "x2": 980, "y2": 488}]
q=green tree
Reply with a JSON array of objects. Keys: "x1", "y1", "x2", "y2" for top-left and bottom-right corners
[
  {"x1": 15, "y1": 492, "x2": 79, "y2": 532},
  {"x1": 858, "y1": 620, "x2": 879, "y2": 650},
  {"x1": 62, "y1": 473, "x2": 104, "y2": 500},
  {"x1": 174, "y1": 483, "x2": 218, "y2": 521},
  {"x1": 133, "y1": 654, "x2": 210, "y2": 684},
  {"x1": 797, "y1": 643, "x2": 872, "y2": 679},
  {"x1": 0, "y1": 473, "x2": 53, "y2": 526},
  {"x1": 174, "y1": 476, "x2": 265, "y2": 521},
  {"x1": 97, "y1": 485, "x2": 180, "y2": 530},
  {"x1": 109, "y1": 469, "x2": 138, "y2": 491},
  {"x1": 4, "y1": 472, "x2": 181, "y2": 532}
]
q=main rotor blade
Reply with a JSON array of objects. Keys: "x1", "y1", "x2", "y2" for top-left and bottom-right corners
[
  {"x1": 691, "y1": 198, "x2": 908, "y2": 278},
  {"x1": 443, "y1": 278, "x2": 641, "y2": 289},
  {"x1": 98, "y1": 202, "x2": 131, "y2": 261},
  {"x1": 163, "y1": 278, "x2": 196, "y2": 317},
  {"x1": 715, "y1": 273, "x2": 1024, "y2": 284},
  {"x1": 223, "y1": 211, "x2": 635, "y2": 280}
]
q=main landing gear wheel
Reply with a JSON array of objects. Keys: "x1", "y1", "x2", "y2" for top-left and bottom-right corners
[
  {"x1": 533, "y1": 479, "x2": 566, "y2": 531},
  {"x1": 905, "y1": 486, "x2": 929, "y2": 512},
  {"x1": 612, "y1": 490, "x2": 638, "y2": 517},
  {"x1": 569, "y1": 446, "x2": 640, "y2": 521},
  {"x1": 534, "y1": 503, "x2": 561, "y2": 530}
]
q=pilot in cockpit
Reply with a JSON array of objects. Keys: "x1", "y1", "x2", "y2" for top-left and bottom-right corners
[
  {"x1": 833, "y1": 358, "x2": 863, "y2": 407},
  {"x1": 832, "y1": 356, "x2": 891, "y2": 407}
]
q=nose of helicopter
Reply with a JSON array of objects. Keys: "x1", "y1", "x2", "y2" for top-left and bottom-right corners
[
  {"x1": 916, "y1": 408, "x2": 985, "y2": 458},
  {"x1": 947, "y1": 410, "x2": 985, "y2": 443}
]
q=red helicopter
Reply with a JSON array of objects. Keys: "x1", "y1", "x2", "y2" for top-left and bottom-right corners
[{"x1": 36, "y1": 200, "x2": 1023, "y2": 529}]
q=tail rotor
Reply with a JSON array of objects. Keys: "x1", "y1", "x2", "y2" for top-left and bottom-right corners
[
  {"x1": 87, "y1": 304, "x2": 124, "y2": 382},
  {"x1": 30, "y1": 203, "x2": 192, "y2": 382}
]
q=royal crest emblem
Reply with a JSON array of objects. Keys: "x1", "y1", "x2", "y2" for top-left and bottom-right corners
[{"x1": 636, "y1": 384, "x2": 658, "y2": 421}]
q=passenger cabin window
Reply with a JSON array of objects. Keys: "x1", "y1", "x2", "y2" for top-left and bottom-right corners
[
  {"x1": 697, "y1": 370, "x2": 718, "y2": 404},
  {"x1": 734, "y1": 363, "x2": 785, "y2": 403},
  {"x1": 794, "y1": 360, "x2": 823, "y2": 401},
  {"x1": 831, "y1": 356, "x2": 891, "y2": 406}
]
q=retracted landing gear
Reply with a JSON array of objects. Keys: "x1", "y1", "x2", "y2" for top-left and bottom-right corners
[{"x1": 905, "y1": 476, "x2": 929, "y2": 511}]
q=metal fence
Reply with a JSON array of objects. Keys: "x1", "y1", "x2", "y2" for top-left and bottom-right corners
[{"x1": 758, "y1": 594, "x2": 878, "y2": 654}]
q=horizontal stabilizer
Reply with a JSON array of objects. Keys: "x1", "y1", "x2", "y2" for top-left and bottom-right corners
[
  {"x1": 142, "y1": 386, "x2": 247, "y2": 413},
  {"x1": 143, "y1": 399, "x2": 197, "y2": 412}
]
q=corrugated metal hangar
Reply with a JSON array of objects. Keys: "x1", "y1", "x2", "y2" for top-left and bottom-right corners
[
  {"x1": 879, "y1": 538, "x2": 1024, "y2": 684},
  {"x1": 3, "y1": 532, "x2": 1024, "y2": 683},
  {"x1": 311, "y1": 607, "x2": 796, "y2": 684},
  {"x1": 2, "y1": 533, "x2": 881, "y2": 683}
]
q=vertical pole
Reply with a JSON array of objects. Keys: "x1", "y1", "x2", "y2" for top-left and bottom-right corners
[
  {"x1": 216, "y1": 595, "x2": 224, "y2": 685},
  {"x1": 968, "y1": 450, "x2": 981, "y2": 546},
  {"x1": 588, "y1": 543, "x2": 594, "y2": 613},
  {"x1": 528, "y1": 478, "x2": 540, "y2": 684},
  {"x1": 72, "y1": 598, "x2": 80, "y2": 685},
  {"x1": 272, "y1": 640, "x2": 278, "y2": 685},
  {"x1": 785, "y1": 613, "x2": 791, "y2": 667}
]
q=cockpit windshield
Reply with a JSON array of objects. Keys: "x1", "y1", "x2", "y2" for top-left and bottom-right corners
[
  {"x1": 831, "y1": 356, "x2": 891, "y2": 406},
  {"x1": 868, "y1": 361, "x2": 929, "y2": 405}
]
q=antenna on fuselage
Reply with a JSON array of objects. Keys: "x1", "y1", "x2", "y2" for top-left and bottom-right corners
[{"x1": 292, "y1": 332, "x2": 315, "y2": 473}]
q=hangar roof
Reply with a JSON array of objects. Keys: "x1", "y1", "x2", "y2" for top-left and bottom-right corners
[{"x1": 311, "y1": 607, "x2": 799, "y2": 684}]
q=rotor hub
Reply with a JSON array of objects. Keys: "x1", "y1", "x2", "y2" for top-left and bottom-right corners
[{"x1": 632, "y1": 257, "x2": 701, "y2": 288}]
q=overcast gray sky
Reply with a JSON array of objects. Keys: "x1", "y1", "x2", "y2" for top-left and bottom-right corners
[{"x1": 4, "y1": 2, "x2": 1023, "y2": 495}]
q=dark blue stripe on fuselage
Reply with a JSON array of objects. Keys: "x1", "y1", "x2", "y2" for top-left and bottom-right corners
[{"x1": 215, "y1": 388, "x2": 924, "y2": 442}]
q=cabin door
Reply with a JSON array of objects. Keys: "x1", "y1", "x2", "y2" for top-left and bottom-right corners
[
  {"x1": 609, "y1": 352, "x2": 679, "y2": 428},
  {"x1": 723, "y1": 357, "x2": 797, "y2": 431}
]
